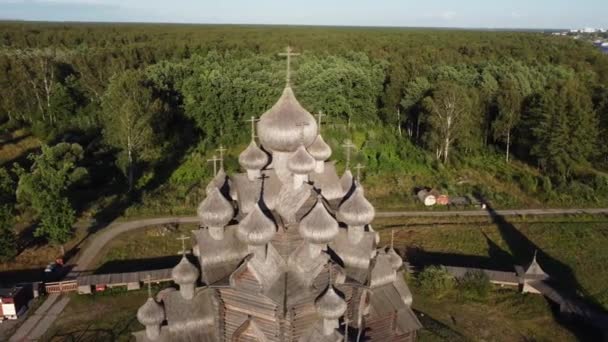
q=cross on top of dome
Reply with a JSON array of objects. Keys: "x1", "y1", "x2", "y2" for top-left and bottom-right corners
[
  {"x1": 177, "y1": 234, "x2": 190, "y2": 255},
  {"x1": 316, "y1": 111, "x2": 327, "y2": 130},
  {"x1": 278, "y1": 46, "x2": 300, "y2": 87},
  {"x1": 342, "y1": 140, "x2": 356, "y2": 170},
  {"x1": 244, "y1": 116, "x2": 259, "y2": 140},
  {"x1": 207, "y1": 155, "x2": 221, "y2": 176}
]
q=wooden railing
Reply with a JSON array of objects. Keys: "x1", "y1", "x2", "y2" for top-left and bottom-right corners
[{"x1": 45, "y1": 280, "x2": 78, "y2": 294}]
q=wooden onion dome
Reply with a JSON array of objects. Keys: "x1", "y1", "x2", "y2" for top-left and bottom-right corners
[
  {"x1": 315, "y1": 285, "x2": 347, "y2": 320},
  {"x1": 337, "y1": 185, "x2": 375, "y2": 227},
  {"x1": 298, "y1": 196, "x2": 339, "y2": 245},
  {"x1": 197, "y1": 187, "x2": 234, "y2": 228},
  {"x1": 238, "y1": 141, "x2": 268, "y2": 171},
  {"x1": 236, "y1": 203, "x2": 276, "y2": 246},
  {"x1": 287, "y1": 144, "x2": 317, "y2": 175},
  {"x1": 171, "y1": 255, "x2": 199, "y2": 285},
  {"x1": 257, "y1": 86, "x2": 318, "y2": 152},
  {"x1": 308, "y1": 134, "x2": 332, "y2": 161},
  {"x1": 137, "y1": 297, "x2": 165, "y2": 327}
]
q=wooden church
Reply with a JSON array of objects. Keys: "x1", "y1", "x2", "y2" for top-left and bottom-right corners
[{"x1": 133, "y1": 48, "x2": 422, "y2": 342}]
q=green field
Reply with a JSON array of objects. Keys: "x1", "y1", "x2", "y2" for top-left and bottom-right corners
[{"x1": 376, "y1": 215, "x2": 608, "y2": 312}]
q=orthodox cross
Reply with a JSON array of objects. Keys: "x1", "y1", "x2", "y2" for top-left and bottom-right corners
[
  {"x1": 316, "y1": 111, "x2": 327, "y2": 131},
  {"x1": 278, "y1": 46, "x2": 300, "y2": 86},
  {"x1": 244, "y1": 116, "x2": 259, "y2": 140},
  {"x1": 216, "y1": 145, "x2": 227, "y2": 170},
  {"x1": 144, "y1": 274, "x2": 153, "y2": 298},
  {"x1": 342, "y1": 140, "x2": 356, "y2": 169},
  {"x1": 295, "y1": 121, "x2": 310, "y2": 144},
  {"x1": 354, "y1": 163, "x2": 365, "y2": 182},
  {"x1": 177, "y1": 234, "x2": 190, "y2": 255},
  {"x1": 207, "y1": 155, "x2": 221, "y2": 176}
]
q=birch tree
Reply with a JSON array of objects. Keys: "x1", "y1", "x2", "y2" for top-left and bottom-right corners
[
  {"x1": 423, "y1": 81, "x2": 470, "y2": 164},
  {"x1": 101, "y1": 70, "x2": 160, "y2": 191},
  {"x1": 494, "y1": 78, "x2": 523, "y2": 163}
]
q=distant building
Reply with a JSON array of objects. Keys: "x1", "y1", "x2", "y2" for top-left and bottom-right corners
[{"x1": 0, "y1": 287, "x2": 31, "y2": 320}]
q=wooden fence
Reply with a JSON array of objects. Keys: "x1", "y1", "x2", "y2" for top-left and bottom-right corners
[{"x1": 45, "y1": 280, "x2": 78, "y2": 294}]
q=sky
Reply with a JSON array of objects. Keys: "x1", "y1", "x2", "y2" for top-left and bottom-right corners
[{"x1": 0, "y1": 0, "x2": 606, "y2": 29}]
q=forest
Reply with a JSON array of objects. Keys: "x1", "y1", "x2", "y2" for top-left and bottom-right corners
[{"x1": 1, "y1": 22, "x2": 608, "y2": 259}]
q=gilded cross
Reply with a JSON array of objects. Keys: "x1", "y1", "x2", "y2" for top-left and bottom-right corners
[
  {"x1": 216, "y1": 145, "x2": 227, "y2": 170},
  {"x1": 244, "y1": 116, "x2": 259, "y2": 140},
  {"x1": 354, "y1": 163, "x2": 365, "y2": 182},
  {"x1": 177, "y1": 234, "x2": 190, "y2": 255},
  {"x1": 278, "y1": 46, "x2": 300, "y2": 86},
  {"x1": 207, "y1": 155, "x2": 221, "y2": 176},
  {"x1": 342, "y1": 140, "x2": 356, "y2": 169},
  {"x1": 391, "y1": 229, "x2": 395, "y2": 249}
]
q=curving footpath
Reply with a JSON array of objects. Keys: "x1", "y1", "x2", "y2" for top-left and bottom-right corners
[{"x1": 71, "y1": 217, "x2": 200, "y2": 273}]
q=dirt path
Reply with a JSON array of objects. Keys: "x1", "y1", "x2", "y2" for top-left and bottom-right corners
[{"x1": 71, "y1": 217, "x2": 199, "y2": 273}]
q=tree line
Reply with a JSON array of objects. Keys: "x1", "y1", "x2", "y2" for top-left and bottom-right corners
[{"x1": 0, "y1": 23, "x2": 607, "y2": 256}]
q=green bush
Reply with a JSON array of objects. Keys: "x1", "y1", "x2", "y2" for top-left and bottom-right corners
[
  {"x1": 457, "y1": 270, "x2": 491, "y2": 302},
  {"x1": 417, "y1": 265, "x2": 455, "y2": 299}
]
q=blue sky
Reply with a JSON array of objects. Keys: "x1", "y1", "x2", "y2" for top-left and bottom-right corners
[{"x1": 0, "y1": 0, "x2": 606, "y2": 29}]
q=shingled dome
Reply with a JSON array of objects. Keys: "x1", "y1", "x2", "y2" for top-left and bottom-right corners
[
  {"x1": 287, "y1": 145, "x2": 316, "y2": 175},
  {"x1": 137, "y1": 297, "x2": 165, "y2": 326},
  {"x1": 308, "y1": 135, "x2": 332, "y2": 161},
  {"x1": 315, "y1": 285, "x2": 347, "y2": 320},
  {"x1": 337, "y1": 185, "x2": 375, "y2": 226},
  {"x1": 172, "y1": 255, "x2": 200, "y2": 285},
  {"x1": 237, "y1": 204, "x2": 276, "y2": 246},
  {"x1": 206, "y1": 168, "x2": 227, "y2": 194},
  {"x1": 197, "y1": 187, "x2": 234, "y2": 228},
  {"x1": 239, "y1": 141, "x2": 268, "y2": 170},
  {"x1": 299, "y1": 197, "x2": 339, "y2": 244},
  {"x1": 257, "y1": 87, "x2": 318, "y2": 152},
  {"x1": 387, "y1": 247, "x2": 403, "y2": 270}
]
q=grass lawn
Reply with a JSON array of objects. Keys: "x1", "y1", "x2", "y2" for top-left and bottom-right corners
[
  {"x1": 43, "y1": 289, "x2": 148, "y2": 341},
  {"x1": 376, "y1": 215, "x2": 608, "y2": 311}
]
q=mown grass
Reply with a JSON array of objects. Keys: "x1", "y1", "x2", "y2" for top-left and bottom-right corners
[{"x1": 43, "y1": 289, "x2": 148, "y2": 341}]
